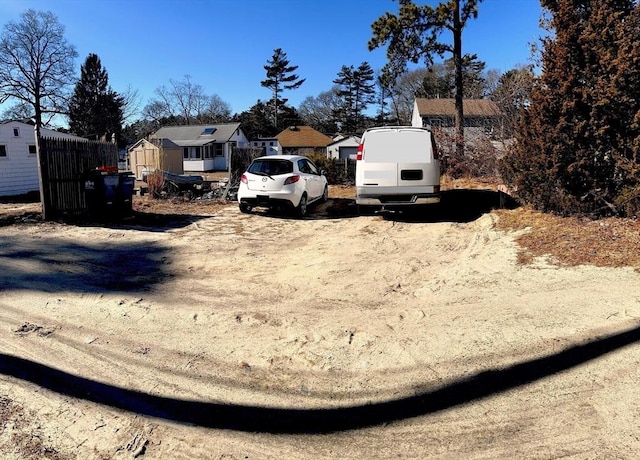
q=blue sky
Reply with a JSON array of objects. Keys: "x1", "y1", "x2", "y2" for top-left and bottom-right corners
[{"x1": 0, "y1": 0, "x2": 544, "y2": 120}]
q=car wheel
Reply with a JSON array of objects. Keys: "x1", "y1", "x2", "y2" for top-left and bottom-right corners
[
  {"x1": 296, "y1": 194, "x2": 308, "y2": 217},
  {"x1": 239, "y1": 203, "x2": 252, "y2": 214},
  {"x1": 322, "y1": 185, "x2": 329, "y2": 202}
]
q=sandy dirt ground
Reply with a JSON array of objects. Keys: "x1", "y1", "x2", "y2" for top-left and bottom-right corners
[{"x1": 1, "y1": 190, "x2": 639, "y2": 459}]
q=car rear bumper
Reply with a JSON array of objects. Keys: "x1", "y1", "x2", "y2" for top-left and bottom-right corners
[{"x1": 238, "y1": 190, "x2": 299, "y2": 208}]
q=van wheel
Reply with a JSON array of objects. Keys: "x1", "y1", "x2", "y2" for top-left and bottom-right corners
[
  {"x1": 296, "y1": 194, "x2": 308, "y2": 217},
  {"x1": 239, "y1": 203, "x2": 252, "y2": 214}
]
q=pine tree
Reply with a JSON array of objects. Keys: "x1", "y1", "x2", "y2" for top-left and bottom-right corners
[
  {"x1": 68, "y1": 54, "x2": 124, "y2": 143},
  {"x1": 501, "y1": 0, "x2": 640, "y2": 217},
  {"x1": 260, "y1": 48, "x2": 305, "y2": 130},
  {"x1": 333, "y1": 62, "x2": 376, "y2": 133},
  {"x1": 369, "y1": 0, "x2": 483, "y2": 157}
]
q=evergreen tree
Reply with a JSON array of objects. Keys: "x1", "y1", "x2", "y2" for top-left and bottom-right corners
[
  {"x1": 501, "y1": 0, "x2": 640, "y2": 217},
  {"x1": 68, "y1": 53, "x2": 124, "y2": 143},
  {"x1": 332, "y1": 62, "x2": 376, "y2": 133},
  {"x1": 260, "y1": 48, "x2": 305, "y2": 130},
  {"x1": 233, "y1": 100, "x2": 278, "y2": 140},
  {"x1": 369, "y1": 0, "x2": 483, "y2": 157},
  {"x1": 418, "y1": 55, "x2": 487, "y2": 99}
]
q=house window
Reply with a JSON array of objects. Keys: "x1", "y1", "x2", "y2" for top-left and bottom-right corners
[
  {"x1": 193, "y1": 147, "x2": 201, "y2": 159},
  {"x1": 0, "y1": 145, "x2": 6, "y2": 157},
  {"x1": 13, "y1": 128, "x2": 19, "y2": 137},
  {"x1": 183, "y1": 147, "x2": 189, "y2": 159},
  {"x1": 270, "y1": 142, "x2": 274, "y2": 146},
  {"x1": 28, "y1": 144, "x2": 37, "y2": 155},
  {"x1": 214, "y1": 144, "x2": 223, "y2": 157}
]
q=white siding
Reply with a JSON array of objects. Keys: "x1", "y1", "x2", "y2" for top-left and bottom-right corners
[
  {"x1": 411, "y1": 100, "x2": 424, "y2": 127},
  {"x1": 0, "y1": 122, "x2": 39, "y2": 196},
  {"x1": 0, "y1": 121, "x2": 88, "y2": 196}
]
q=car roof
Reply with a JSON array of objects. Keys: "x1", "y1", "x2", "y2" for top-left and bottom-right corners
[{"x1": 253, "y1": 155, "x2": 305, "y2": 161}]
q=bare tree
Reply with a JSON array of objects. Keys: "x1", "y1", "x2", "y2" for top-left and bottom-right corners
[
  {"x1": 298, "y1": 86, "x2": 341, "y2": 134},
  {"x1": 388, "y1": 68, "x2": 430, "y2": 124},
  {"x1": 144, "y1": 75, "x2": 230, "y2": 126},
  {"x1": 0, "y1": 101, "x2": 34, "y2": 120},
  {"x1": 489, "y1": 65, "x2": 534, "y2": 137},
  {"x1": 0, "y1": 9, "x2": 77, "y2": 131},
  {"x1": 200, "y1": 94, "x2": 232, "y2": 123},
  {"x1": 120, "y1": 84, "x2": 143, "y2": 124}
]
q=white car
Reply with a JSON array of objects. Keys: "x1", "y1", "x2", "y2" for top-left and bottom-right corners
[{"x1": 237, "y1": 155, "x2": 328, "y2": 216}]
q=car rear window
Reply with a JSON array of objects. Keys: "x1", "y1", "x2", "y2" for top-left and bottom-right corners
[{"x1": 248, "y1": 159, "x2": 293, "y2": 176}]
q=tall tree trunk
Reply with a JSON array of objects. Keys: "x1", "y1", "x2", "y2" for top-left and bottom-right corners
[{"x1": 453, "y1": 0, "x2": 465, "y2": 157}]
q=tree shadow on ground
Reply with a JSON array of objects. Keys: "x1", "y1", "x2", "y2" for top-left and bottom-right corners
[
  {"x1": 0, "y1": 234, "x2": 173, "y2": 293},
  {"x1": 1, "y1": 324, "x2": 638, "y2": 434}
]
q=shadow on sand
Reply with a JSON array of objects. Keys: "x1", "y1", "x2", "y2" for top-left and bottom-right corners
[
  {"x1": 318, "y1": 189, "x2": 519, "y2": 223},
  {"x1": 1, "y1": 324, "x2": 638, "y2": 434}
]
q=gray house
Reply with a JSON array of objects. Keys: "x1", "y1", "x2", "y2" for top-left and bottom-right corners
[
  {"x1": 411, "y1": 98, "x2": 503, "y2": 138},
  {"x1": 129, "y1": 123, "x2": 250, "y2": 177}
]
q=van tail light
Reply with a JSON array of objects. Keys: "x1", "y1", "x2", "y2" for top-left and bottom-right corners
[
  {"x1": 241, "y1": 174, "x2": 248, "y2": 184},
  {"x1": 284, "y1": 175, "x2": 300, "y2": 185},
  {"x1": 356, "y1": 143, "x2": 364, "y2": 161}
]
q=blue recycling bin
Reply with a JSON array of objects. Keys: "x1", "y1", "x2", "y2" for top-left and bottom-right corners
[{"x1": 118, "y1": 172, "x2": 135, "y2": 216}]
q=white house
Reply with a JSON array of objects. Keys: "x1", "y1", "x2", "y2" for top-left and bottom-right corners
[
  {"x1": 327, "y1": 135, "x2": 361, "y2": 160},
  {"x1": 250, "y1": 137, "x2": 281, "y2": 155},
  {"x1": 0, "y1": 120, "x2": 86, "y2": 197}
]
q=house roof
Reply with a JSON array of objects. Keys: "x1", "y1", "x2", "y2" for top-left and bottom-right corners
[
  {"x1": 327, "y1": 135, "x2": 361, "y2": 147},
  {"x1": 150, "y1": 123, "x2": 242, "y2": 144},
  {"x1": 276, "y1": 125, "x2": 333, "y2": 148},
  {"x1": 415, "y1": 98, "x2": 503, "y2": 117},
  {"x1": 0, "y1": 120, "x2": 87, "y2": 141},
  {"x1": 127, "y1": 137, "x2": 178, "y2": 151}
]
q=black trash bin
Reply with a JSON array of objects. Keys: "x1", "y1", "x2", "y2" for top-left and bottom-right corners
[{"x1": 84, "y1": 166, "x2": 122, "y2": 219}]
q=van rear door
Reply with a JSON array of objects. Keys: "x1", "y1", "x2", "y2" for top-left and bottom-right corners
[{"x1": 358, "y1": 128, "x2": 437, "y2": 187}]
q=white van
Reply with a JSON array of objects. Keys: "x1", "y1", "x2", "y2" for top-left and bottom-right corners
[{"x1": 355, "y1": 126, "x2": 440, "y2": 210}]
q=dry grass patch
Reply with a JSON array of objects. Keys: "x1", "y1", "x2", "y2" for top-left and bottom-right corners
[{"x1": 494, "y1": 206, "x2": 640, "y2": 270}]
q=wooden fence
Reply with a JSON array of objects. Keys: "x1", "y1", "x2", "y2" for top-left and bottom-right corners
[{"x1": 38, "y1": 136, "x2": 119, "y2": 219}]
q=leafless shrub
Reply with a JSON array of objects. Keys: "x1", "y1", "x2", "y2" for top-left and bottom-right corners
[
  {"x1": 434, "y1": 128, "x2": 500, "y2": 181},
  {"x1": 146, "y1": 170, "x2": 165, "y2": 198}
]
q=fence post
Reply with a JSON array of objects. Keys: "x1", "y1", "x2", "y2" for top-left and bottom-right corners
[{"x1": 33, "y1": 124, "x2": 49, "y2": 220}]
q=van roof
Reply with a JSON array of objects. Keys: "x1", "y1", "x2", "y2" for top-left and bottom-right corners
[{"x1": 364, "y1": 126, "x2": 432, "y2": 133}]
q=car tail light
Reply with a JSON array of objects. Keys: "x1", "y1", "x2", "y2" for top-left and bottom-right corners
[
  {"x1": 284, "y1": 175, "x2": 300, "y2": 185},
  {"x1": 241, "y1": 174, "x2": 248, "y2": 184},
  {"x1": 356, "y1": 143, "x2": 364, "y2": 161}
]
